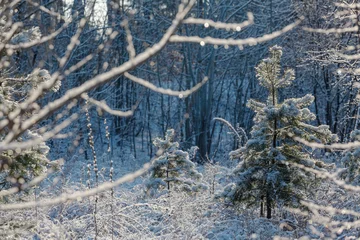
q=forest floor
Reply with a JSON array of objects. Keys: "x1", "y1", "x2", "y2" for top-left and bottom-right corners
[{"x1": 1, "y1": 146, "x2": 360, "y2": 239}]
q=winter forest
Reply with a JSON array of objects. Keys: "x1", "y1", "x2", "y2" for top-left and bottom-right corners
[{"x1": 2, "y1": 0, "x2": 360, "y2": 239}]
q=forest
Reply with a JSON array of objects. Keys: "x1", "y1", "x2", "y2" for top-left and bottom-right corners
[{"x1": 1, "y1": 0, "x2": 360, "y2": 239}]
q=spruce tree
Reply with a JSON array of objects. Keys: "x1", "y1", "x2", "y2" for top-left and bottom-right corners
[
  {"x1": 0, "y1": 19, "x2": 61, "y2": 189},
  {"x1": 221, "y1": 46, "x2": 337, "y2": 219},
  {"x1": 145, "y1": 129, "x2": 206, "y2": 196}
]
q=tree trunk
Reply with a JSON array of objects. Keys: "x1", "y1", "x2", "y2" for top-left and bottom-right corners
[
  {"x1": 266, "y1": 189, "x2": 272, "y2": 219},
  {"x1": 260, "y1": 195, "x2": 265, "y2": 217}
]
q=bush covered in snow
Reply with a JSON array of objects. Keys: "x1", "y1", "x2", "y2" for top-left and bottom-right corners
[{"x1": 145, "y1": 129, "x2": 207, "y2": 196}]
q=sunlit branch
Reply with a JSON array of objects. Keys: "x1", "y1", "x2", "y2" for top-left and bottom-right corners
[
  {"x1": 81, "y1": 93, "x2": 133, "y2": 117},
  {"x1": 303, "y1": 26, "x2": 358, "y2": 34},
  {"x1": 182, "y1": 12, "x2": 254, "y2": 31},
  {"x1": 121, "y1": 19, "x2": 136, "y2": 60},
  {"x1": 289, "y1": 133, "x2": 360, "y2": 150},
  {"x1": 124, "y1": 72, "x2": 209, "y2": 98},
  {"x1": 170, "y1": 18, "x2": 303, "y2": 47}
]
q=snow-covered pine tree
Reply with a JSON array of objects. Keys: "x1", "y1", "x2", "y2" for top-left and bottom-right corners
[
  {"x1": 0, "y1": 17, "x2": 61, "y2": 189},
  {"x1": 341, "y1": 130, "x2": 360, "y2": 185},
  {"x1": 221, "y1": 46, "x2": 337, "y2": 219},
  {"x1": 145, "y1": 129, "x2": 206, "y2": 196}
]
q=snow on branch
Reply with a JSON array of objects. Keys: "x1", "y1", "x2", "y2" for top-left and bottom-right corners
[
  {"x1": 213, "y1": 117, "x2": 247, "y2": 143},
  {"x1": 0, "y1": 163, "x2": 151, "y2": 210},
  {"x1": 289, "y1": 133, "x2": 360, "y2": 150},
  {"x1": 59, "y1": 18, "x2": 87, "y2": 68},
  {"x1": 124, "y1": 72, "x2": 209, "y2": 98},
  {"x1": 81, "y1": 93, "x2": 134, "y2": 117},
  {"x1": 170, "y1": 17, "x2": 304, "y2": 47},
  {"x1": 121, "y1": 19, "x2": 136, "y2": 60},
  {"x1": 300, "y1": 200, "x2": 360, "y2": 218},
  {"x1": 289, "y1": 161, "x2": 360, "y2": 193},
  {"x1": 335, "y1": 2, "x2": 360, "y2": 9},
  {"x1": 182, "y1": 12, "x2": 254, "y2": 31},
  {"x1": 303, "y1": 26, "x2": 358, "y2": 34}
]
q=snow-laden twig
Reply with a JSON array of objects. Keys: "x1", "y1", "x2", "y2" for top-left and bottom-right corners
[
  {"x1": 213, "y1": 117, "x2": 248, "y2": 143},
  {"x1": 170, "y1": 18, "x2": 304, "y2": 47},
  {"x1": 335, "y1": 2, "x2": 360, "y2": 9},
  {"x1": 300, "y1": 200, "x2": 360, "y2": 218},
  {"x1": 303, "y1": 26, "x2": 358, "y2": 34},
  {"x1": 121, "y1": 19, "x2": 136, "y2": 60},
  {"x1": 81, "y1": 94, "x2": 133, "y2": 117},
  {"x1": 182, "y1": 12, "x2": 254, "y2": 31},
  {"x1": 289, "y1": 133, "x2": 360, "y2": 150},
  {"x1": 124, "y1": 72, "x2": 209, "y2": 98},
  {"x1": 288, "y1": 161, "x2": 360, "y2": 193},
  {"x1": 0, "y1": 163, "x2": 151, "y2": 210}
]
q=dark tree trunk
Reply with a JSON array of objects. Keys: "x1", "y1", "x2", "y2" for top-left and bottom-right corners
[
  {"x1": 266, "y1": 190, "x2": 272, "y2": 219},
  {"x1": 260, "y1": 195, "x2": 265, "y2": 217}
]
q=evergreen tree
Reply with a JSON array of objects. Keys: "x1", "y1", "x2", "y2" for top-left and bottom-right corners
[
  {"x1": 145, "y1": 129, "x2": 206, "y2": 196},
  {"x1": 220, "y1": 46, "x2": 337, "y2": 219},
  {"x1": 0, "y1": 12, "x2": 61, "y2": 189}
]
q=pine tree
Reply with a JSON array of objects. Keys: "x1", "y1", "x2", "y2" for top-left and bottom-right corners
[
  {"x1": 221, "y1": 46, "x2": 337, "y2": 219},
  {"x1": 0, "y1": 12, "x2": 61, "y2": 189},
  {"x1": 145, "y1": 129, "x2": 207, "y2": 196}
]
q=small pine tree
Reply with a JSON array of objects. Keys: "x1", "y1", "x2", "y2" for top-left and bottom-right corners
[
  {"x1": 342, "y1": 130, "x2": 360, "y2": 185},
  {"x1": 0, "y1": 21, "x2": 61, "y2": 189},
  {"x1": 221, "y1": 46, "x2": 337, "y2": 219},
  {"x1": 145, "y1": 129, "x2": 206, "y2": 196}
]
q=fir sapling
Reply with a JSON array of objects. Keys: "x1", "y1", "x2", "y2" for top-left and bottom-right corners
[
  {"x1": 220, "y1": 46, "x2": 338, "y2": 219},
  {"x1": 0, "y1": 21, "x2": 61, "y2": 189},
  {"x1": 145, "y1": 129, "x2": 207, "y2": 197}
]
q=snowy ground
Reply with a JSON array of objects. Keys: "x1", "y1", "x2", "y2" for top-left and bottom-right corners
[{"x1": 1, "y1": 142, "x2": 360, "y2": 239}]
